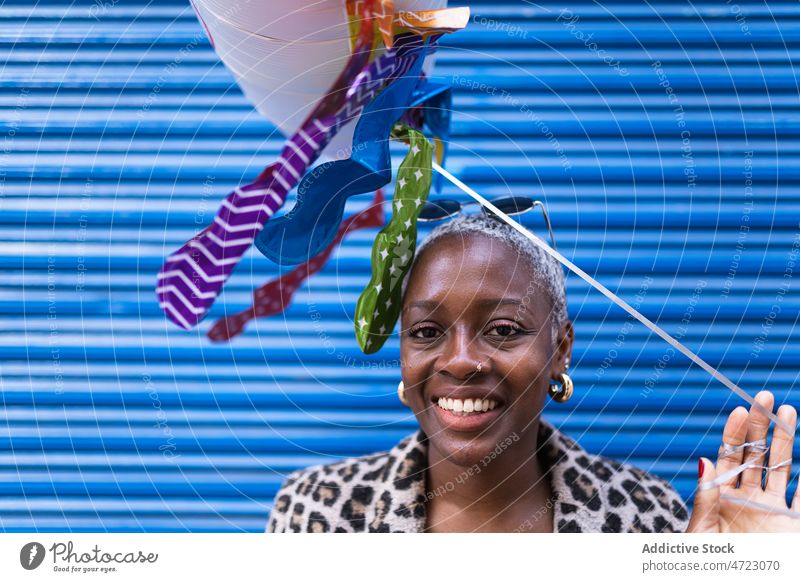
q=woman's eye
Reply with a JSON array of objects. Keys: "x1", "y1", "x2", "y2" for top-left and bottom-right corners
[
  {"x1": 410, "y1": 326, "x2": 441, "y2": 339},
  {"x1": 486, "y1": 323, "x2": 521, "y2": 337}
]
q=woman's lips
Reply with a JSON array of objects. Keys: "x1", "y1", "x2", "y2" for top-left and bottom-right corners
[{"x1": 430, "y1": 396, "x2": 503, "y2": 433}]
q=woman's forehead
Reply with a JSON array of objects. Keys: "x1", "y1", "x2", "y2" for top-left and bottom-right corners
[{"x1": 405, "y1": 234, "x2": 542, "y2": 303}]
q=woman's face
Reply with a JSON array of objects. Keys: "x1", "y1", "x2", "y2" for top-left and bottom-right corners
[{"x1": 400, "y1": 233, "x2": 574, "y2": 466}]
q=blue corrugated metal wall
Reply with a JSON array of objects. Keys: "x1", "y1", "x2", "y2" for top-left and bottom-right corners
[{"x1": 1, "y1": 0, "x2": 799, "y2": 532}]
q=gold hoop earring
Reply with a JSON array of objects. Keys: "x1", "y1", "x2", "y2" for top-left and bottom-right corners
[
  {"x1": 397, "y1": 380, "x2": 408, "y2": 406},
  {"x1": 548, "y1": 372, "x2": 573, "y2": 403}
]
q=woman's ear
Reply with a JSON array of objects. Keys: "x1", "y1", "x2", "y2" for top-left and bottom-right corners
[{"x1": 550, "y1": 319, "x2": 575, "y2": 378}]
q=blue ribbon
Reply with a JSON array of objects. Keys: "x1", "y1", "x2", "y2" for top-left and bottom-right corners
[{"x1": 255, "y1": 39, "x2": 449, "y2": 266}]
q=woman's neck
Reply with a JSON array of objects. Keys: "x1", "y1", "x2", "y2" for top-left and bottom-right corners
[{"x1": 422, "y1": 422, "x2": 555, "y2": 533}]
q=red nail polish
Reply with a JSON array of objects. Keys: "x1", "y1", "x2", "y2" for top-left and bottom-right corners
[{"x1": 698, "y1": 458, "x2": 705, "y2": 479}]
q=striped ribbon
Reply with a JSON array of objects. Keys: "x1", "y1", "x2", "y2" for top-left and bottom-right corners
[{"x1": 157, "y1": 32, "x2": 399, "y2": 330}]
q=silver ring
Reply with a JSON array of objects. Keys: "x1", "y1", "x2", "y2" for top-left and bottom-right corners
[
  {"x1": 743, "y1": 438, "x2": 769, "y2": 456},
  {"x1": 718, "y1": 438, "x2": 768, "y2": 460}
]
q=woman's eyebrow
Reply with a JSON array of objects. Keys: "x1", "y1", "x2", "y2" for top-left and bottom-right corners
[
  {"x1": 406, "y1": 298, "x2": 525, "y2": 310},
  {"x1": 473, "y1": 298, "x2": 526, "y2": 309},
  {"x1": 406, "y1": 300, "x2": 439, "y2": 309}
]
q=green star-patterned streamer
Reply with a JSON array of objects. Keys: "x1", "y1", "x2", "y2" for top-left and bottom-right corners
[{"x1": 354, "y1": 124, "x2": 433, "y2": 354}]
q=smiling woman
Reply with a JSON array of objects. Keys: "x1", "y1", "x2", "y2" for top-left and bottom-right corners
[{"x1": 266, "y1": 213, "x2": 800, "y2": 533}]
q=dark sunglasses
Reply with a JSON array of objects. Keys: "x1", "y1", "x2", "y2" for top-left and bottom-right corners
[{"x1": 417, "y1": 196, "x2": 558, "y2": 251}]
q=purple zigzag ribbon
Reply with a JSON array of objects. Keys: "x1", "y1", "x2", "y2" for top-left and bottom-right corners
[{"x1": 156, "y1": 51, "x2": 400, "y2": 330}]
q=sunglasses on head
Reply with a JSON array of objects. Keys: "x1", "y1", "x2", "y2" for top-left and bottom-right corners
[{"x1": 417, "y1": 196, "x2": 558, "y2": 251}]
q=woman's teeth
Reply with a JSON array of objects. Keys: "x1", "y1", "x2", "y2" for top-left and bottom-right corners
[{"x1": 436, "y1": 397, "x2": 498, "y2": 415}]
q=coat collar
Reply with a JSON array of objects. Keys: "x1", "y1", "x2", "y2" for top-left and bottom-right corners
[{"x1": 366, "y1": 418, "x2": 610, "y2": 533}]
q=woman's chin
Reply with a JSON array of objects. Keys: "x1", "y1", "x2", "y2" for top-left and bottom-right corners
[
  {"x1": 422, "y1": 413, "x2": 518, "y2": 469},
  {"x1": 428, "y1": 434, "x2": 507, "y2": 469}
]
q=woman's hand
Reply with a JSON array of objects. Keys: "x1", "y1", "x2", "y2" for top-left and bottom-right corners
[{"x1": 686, "y1": 390, "x2": 800, "y2": 532}]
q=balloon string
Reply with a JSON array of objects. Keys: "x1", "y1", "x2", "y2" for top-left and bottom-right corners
[
  {"x1": 431, "y1": 162, "x2": 794, "y2": 436},
  {"x1": 701, "y1": 458, "x2": 791, "y2": 492},
  {"x1": 718, "y1": 438, "x2": 768, "y2": 459},
  {"x1": 700, "y1": 439, "x2": 794, "y2": 501}
]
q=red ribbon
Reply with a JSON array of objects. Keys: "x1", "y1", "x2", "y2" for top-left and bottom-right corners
[{"x1": 207, "y1": 190, "x2": 385, "y2": 341}]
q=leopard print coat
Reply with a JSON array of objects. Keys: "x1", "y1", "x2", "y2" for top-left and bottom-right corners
[{"x1": 266, "y1": 418, "x2": 690, "y2": 533}]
